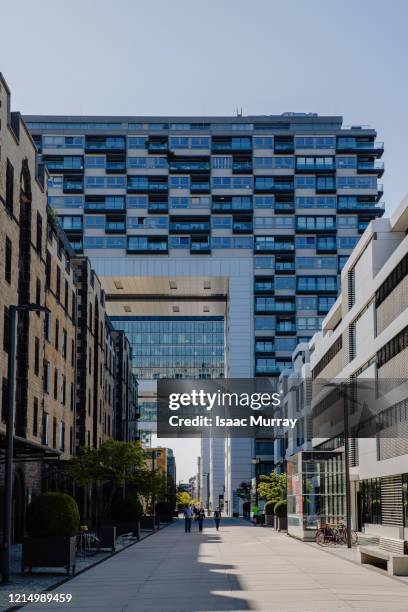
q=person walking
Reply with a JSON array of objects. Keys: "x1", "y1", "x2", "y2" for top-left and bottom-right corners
[
  {"x1": 197, "y1": 507, "x2": 205, "y2": 532},
  {"x1": 183, "y1": 505, "x2": 193, "y2": 532},
  {"x1": 214, "y1": 507, "x2": 221, "y2": 531}
]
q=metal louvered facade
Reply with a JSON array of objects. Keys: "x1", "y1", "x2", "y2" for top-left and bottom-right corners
[{"x1": 380, "y1": 475, "x2": 403, "y2": 527}]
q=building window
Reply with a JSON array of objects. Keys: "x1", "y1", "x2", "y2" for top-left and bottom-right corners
[
  {"x1": 34, "y1": 337, "x2": 40, "y2": 375},
  {"x1": 64, "y1": 280, "x2": 69, "y2": 311},
  {"x1": 45, "y1": 251, "x2": 51, "y2": 288},
  {"x1": 60, "y1": 421, "x2": 65, "y2": 451},
  {"x1": 55, "y1": 319, "x2": 59, "y2": 351},
  {"x1": 36, "y1": 212, "x2": 42, "y2": 255},
  {"x1": 5, "y1": 159, "x2": 14, "y2": 214},
  {"x1": 44, "y1": 310, "x2": 51, "y2": 342},
  {"x1": 70, "y1": 426, "x2": 74, "y2": 454},
  {"x1": 56, "y1": 267, "x2": 61, "y2": 301},
  {"x1": 42, "y1": 413, "x2": 49, "y2": 445},
  {"x1": 54, "y1": 368, "x2": 58, "y2": 400},
  {"x1": 52, "y1": 417, "x2": 57, "y2": 449},
  {"x1": 72, "y1": 290, "x2": 76, "y2": 321},
  {"x1": 36, "y1": 278, "x2": 41, "y2": 311},
  {"x1": 375, "y1": 252, "x2": 408, "y2": 308},
  {"x1": 62, "y1": 328, "x2": 67, "y2": 359},
  {"x1": 361, "y1": 478, "x2": 381, "y2": 525},
  {"x1": 5, "y1": 237, "x2": 12, "y2": 283},
  {"x1": 377, "y1": 326, "x2": 408, "y2": 368},
  {"x1": 61, "y1": 374, "x2": 66, "y2": 405},
  {"x1": 71, "y1": 338, "x2": 75, "y2": 367},
  {"x1": 3, "y1": 306, "x2": 10, "y2": 352},
  {"x1": 312, "y1": 335, "x2": 343, "y2": 378},
  {"x1": 33, "y1": 398, "x2": 38, "y2": 436},
  {"x1": 43, "y1": 360, "x2": 51, "y2": 393}
]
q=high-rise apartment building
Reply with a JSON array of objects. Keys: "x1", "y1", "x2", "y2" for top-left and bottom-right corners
[{"x1": 25, "y1": 112, "x2": 384, "y2": 514}]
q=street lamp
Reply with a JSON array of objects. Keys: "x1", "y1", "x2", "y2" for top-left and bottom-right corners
[{"x1": 1, "y1": 304, "x2": 48, "y2": 583}]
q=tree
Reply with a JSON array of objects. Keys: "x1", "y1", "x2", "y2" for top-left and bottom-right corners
[
  {"x1": 236, "y1": 481, "x2": 252, "y2": 501},
  {"x1": 257, "y1": 471, "x2": 286, "y2": 505},
  {"x1": 177, "y1": 491, "x2": 192, "y2": 509},
  {"x1": 66, "y1": 440, "x2": 149, "y2": 518}
]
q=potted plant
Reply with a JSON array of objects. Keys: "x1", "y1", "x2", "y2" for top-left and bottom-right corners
[
  {"x1": 22, "y1": 492, "x2": 79, "y2": 575},
  {"x1": 274, "y1": 500, "x2": 287, "y2": 531},
  {"x1": 264, "y1": 500, "x2": 275, "y2": 526},
  {"x1": 154, "y1": 501, "x2": 174, "y2": 524}
]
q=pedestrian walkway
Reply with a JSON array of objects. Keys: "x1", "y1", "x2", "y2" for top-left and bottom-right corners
[{"x1": 20, "y1": 519, "x2": 408, "y2": 611}]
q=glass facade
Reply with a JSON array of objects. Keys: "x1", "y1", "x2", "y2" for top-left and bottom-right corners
[{"x1": 110, "y1": 316, "x2": 224, "y2": 379}]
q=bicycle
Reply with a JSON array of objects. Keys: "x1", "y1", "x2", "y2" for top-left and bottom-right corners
[{"x1": 315, "y1": 522, "x2": 358, "y2": 546}]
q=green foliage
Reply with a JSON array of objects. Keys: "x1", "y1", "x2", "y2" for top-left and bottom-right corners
[
  {"x1": 110, "y1": 497, "x2": 143, "y2": 522},
  {"x1": 264, "y1": 500, "x2": 275, "y2": 516},
  {"x1": 236, "y1": 481, "x2": 252, "y2": 501},
  {"x1": 274, "y1": 500, "x2": 287, "y2": 518},
  {"x1": 66, "y1": 440, "x2": 148, "y2": 488},
  {"x1": 26, "y1": 493, "x2": 80, "y2": 538},
  {"x1": 257, "y1": 471, "x2": 286, "y2": 504}
]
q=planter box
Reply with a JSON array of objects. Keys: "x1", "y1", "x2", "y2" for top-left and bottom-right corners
[
  {"x1": 22, "y1": 536, "x2": 76, "y2": 575},
  {"x1": 274, "y1": 516, "x2": 288, "y2": 531},
  {"x1": 140, "y1": 515, "x2": 155, "y2": 529},
  {"x1": 265, "y1": 514, "x2": 274, "y2": 526},
  {"x1": 97, "y1": 526, "x2": 117, "y2": 551}
]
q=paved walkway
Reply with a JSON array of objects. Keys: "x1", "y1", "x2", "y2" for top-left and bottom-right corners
[{"x1": 19, "y1": 519, "x2": 408, "y2": 612}]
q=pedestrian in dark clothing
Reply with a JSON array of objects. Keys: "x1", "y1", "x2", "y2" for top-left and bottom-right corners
[
  {"x1": 197, "y1": 507, "x2": 205, "y2": 532},
  {"x1": 183, "y1": 505, "x2": 193, "y2": 532},
  {"x1": 214, "y1": 507, "x2": 221, "y2": 531}
]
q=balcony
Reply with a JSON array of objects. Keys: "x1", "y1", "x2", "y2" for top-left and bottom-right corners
[
  {"x1": 232, "y1": 160, "x2": 253, "y2": 174},
  {"x1": 296, "y1": 161, "x2": 335, "y2": 173},
  {"x1": 105, "y1": 221, "x2": 126, "y2": 234},
  {"x1": 275, "y1": 322, "x2": 296, "y2": 334},
  {"x1": 127, "y1": 177, "x2": 168, "y2": 193},
  {"x1": 274, "y1": 139, "x2": 294, "y2": 153},
  {"x1": 127, "y1": 236, "x2": 168, "y2": 254},
  {"x1": 190, "y1": 180, "x2": 211, "y2": 194},
  {"x1": 255, "y1": 341, "x2": 275, "y2": 354},
  {"x1": 190, "y1": 237, "x2": 211, "y2": 254},
  {"x1": 315, "y1": 178, "x2": 336, "y2": 194},
  {"x1": 275, "y1": 260, "x2": 295, "y2": 274},
  {"x1": 106, "y1": 157, "x2": 126, "y2": 174},
  {"x1": 211, "y1": 138, "x2": 252, "y2": 153},
  {"x1": 212, "y1": 198, "x2": 253, "y2": 213},
  {"x1": 254, "y1": 239, "x2": 295, "y2": 254},
  {"x1": 148, "y1": 200, "x2": 168, "y2": 213},
  {"x1": 255, "y1": 362, "x2": 281, "y2": 376},
  {"x1": 232, "y1": 220, "x2": 253, "y2": 234},
  {"x1": 168, "y1": 158, "x2": 210, "y2": 173},
  {"x1": 254, "y1": 277, "x2": 274, "y2": 293},
  {"x1": 336, "y1": 139, "x2": 384, "y2": 156},
  {"x1": 44, "y1": 156, "x2": 84, "y2": 173},
  {"x1": 255, "y1": 300, "x2": 295, "y2": 314},
  {"x1": 254, "y1": 178, "x2": 294, "y2": 193},
  {"x1": 63, "y1": 178, "x2": 84, "y2": 194},
  {"x1": 169, "y1": 217, "x2": 210, "y2": 234},
  {"x1": 357, "y1": 160, "x2": 384, "y2": 177},
  {"x1": 316, "y1": 238, "x2": 337, "y2": 253},
  {"x1": 274, "y1": 201, "x2": 295, "y2": 213},
  {"x1": 337, "y1": 198, "x2": 385, "y2": 214},
  {"x1": 84, "y1": 196, "x2": 126, "y2": 213},
  {"x1": 147, "y1": 139, "x2": 168, "y2": 154},
  {"x1": 85, "y1": 136, "x2": 126, "y2": 153}
]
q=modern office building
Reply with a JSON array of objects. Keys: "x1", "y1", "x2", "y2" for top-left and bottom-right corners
[
  {"x1": 25, "y1": 112, "x2": 384, "y2": 514},
  {"x1": 283, "y1": 196, "x2": 408, "y2": 539}
]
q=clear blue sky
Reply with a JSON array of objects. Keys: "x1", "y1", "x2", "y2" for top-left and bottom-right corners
[{"x1": 2, "y1": 0, "x2": 408, "y2": 481}]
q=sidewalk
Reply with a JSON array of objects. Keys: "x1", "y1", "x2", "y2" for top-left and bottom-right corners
[
  {"x1": 10, "y1": 518, "x2": 408, "y2": 611},
  {"x1": 0, "y1": 529, "x2": 156, "y2": 611}
]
